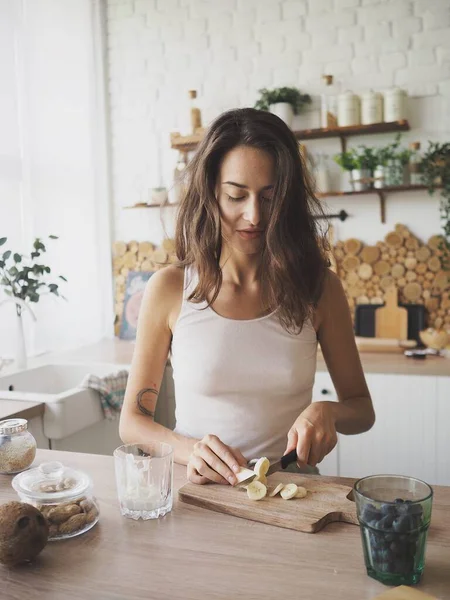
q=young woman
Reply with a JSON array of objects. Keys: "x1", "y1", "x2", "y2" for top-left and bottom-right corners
[{"x1": 119, "y1": 108, "x2": 375, "y2": 486}]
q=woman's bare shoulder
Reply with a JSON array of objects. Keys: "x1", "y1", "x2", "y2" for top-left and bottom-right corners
[
  {"x1": 145, "y1": 265, "x2": 185, "y2": 330},
  {"x1": 313, "y1": 269, "x2": 345, "y2": 330}
]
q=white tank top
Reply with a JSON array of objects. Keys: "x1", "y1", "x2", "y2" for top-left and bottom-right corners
[{"x1": 170, "y1": 266, "x2": 318, "y2": 462}]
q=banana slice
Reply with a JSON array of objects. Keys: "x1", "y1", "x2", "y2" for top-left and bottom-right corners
[
  {"x1": 269, "y1": 483, "x2": 284, "y2": 497},
  {"x1": 255, "y1": 474, "x2": 267, "y2": 486},
  {"x1": 280, "y1": 483, "x2": 298, "y2": 500},
  {"x1": 253, "y1": 456, "x2": 270, "y2": 478},
  {"x1": 246, "y1": 481, "x2": 267, "y2": 501},
  {"x1": 235, "y1": 467, "x2": 256, "y2": 485},
  {"x1": 295, "y1": 486, "x2": 307, "y2": 499}
]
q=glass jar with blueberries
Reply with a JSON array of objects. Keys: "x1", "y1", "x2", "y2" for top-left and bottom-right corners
[{"x1": 354, "y1": 474, "x2": 433, "y2": 586}]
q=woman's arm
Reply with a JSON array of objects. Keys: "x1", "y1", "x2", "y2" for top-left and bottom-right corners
[
  {"x1": 285, "y1": 270, "x2": 375, "y2": 467},
  {"x1": 119, "y1": 266, "x2": 197, "y2": 465},
  {"x1": 316, "y1": 269, "x2": 375, "y2": 434}
]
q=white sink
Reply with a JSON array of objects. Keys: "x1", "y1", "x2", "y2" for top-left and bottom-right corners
[
  {"x1": 0, "y1": 363, "x2": 125, "y2": 395},
  {"x1": 0, "y1": 363, "x2": 129, "y2": 454},
  {"x1": 0, "y1": 362, "x2": 175, "y2": 455}
]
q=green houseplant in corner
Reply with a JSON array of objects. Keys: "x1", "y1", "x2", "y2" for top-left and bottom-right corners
[
  {"x1": 254, "y1": 87, "x2": 312, "y2": 128},
  {"x1": 420, "y1": 141, "x2": 450, "y2": 269},
  {"x1": 0, "y1": 235, "x2": 67, "y2": 369}
]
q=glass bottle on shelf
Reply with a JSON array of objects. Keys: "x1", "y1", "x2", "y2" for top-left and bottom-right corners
[
  {"x1": 408, "y1": 142, "x2": 423, "y2": 186},
  {"x1": 320, "y1": 75, "x2": 338, "y2": 129},
  {"x1": 172, "y1": 151, "x2": 188, "y2": 204},
  {"x1": 314, "y1": 153, "x2": 331, "y2": 194},
  {"x1": 188, "y1": 90, "x2": 202, "y2": 135}
]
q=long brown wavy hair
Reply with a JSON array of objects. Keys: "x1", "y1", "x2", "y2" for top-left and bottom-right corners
[{"x1": 175, "y1": 108, "x2": 329, "y2": 334}]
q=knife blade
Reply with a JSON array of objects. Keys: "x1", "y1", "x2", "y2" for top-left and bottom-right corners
[
  {"x1": 266, "y1": 448, "x2": 298, "y2": 476},
  {"x1": 236, "y1": 449, "x2": 298, "y2": 487}
]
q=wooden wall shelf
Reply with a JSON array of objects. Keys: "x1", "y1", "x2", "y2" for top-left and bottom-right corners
[
  {"x1": 170, "y1": 120, "x2": 410, "y2": 152},
  {"x1": 123, "y1": 203, "x2": 179, "y2": 209},
  {"x1": 318, "y1": 184, "x2": 435, "y2": 224}
]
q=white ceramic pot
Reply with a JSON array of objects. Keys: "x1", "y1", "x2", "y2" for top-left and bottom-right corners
[
  {"x1": 361, "y1": 90, "x2": 383, "y2": 125},
  {"x1": 150, "y1": 187, "x2": 168, "y2": 205},
  {"x1": 384, "y1": 88, "x2": 407, "y2": 122},
  {"x1": 338, "y1": 91, "x2": 360, "y2": 127},
  {"x1": 269, "y1": 103, "x2": 294, "y2": 128}
]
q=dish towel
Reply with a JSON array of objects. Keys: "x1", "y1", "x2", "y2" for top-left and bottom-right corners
[{"x1": 79, "y1": 370, "x2": 129, "y2": 419}]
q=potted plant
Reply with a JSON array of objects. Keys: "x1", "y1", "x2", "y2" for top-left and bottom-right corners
[
  {"x1": 334, "y1": 146, "x2": 379, "y2": 192},
  {"x1": 421, "y1": 141, "x2": 450, "y2": 265},
  {"x1": 0, "y1": 235, "x2": 67, "y2": 369},
  {"x1": 254, "y1": 87, "x2": 312, "y2": 128},
  {"x1": 374, "y1": 134, "x2": 412, "y2": 187}
]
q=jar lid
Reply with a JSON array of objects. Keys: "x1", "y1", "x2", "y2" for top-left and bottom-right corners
[
  {"x1": 12, "y1": 460, "x2": 92, "y2": 503},
  {"x1": 0, "y1": 418, "x2": 28, "y2": 435}
]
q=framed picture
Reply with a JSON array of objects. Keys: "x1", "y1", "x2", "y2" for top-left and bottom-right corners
[{"x1": 119, "y1": 271, "x2": 154, "y2": 340}]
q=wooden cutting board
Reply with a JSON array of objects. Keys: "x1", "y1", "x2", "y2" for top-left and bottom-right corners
[
  {"x1": 375, "y1": 286, "x2": 408, "y2": 340},
  {"x1": 178, "y1": 473, "x2": 358, "y2": 533},
  {"x1": 374, "y1": 586, "x2": 437, "y2": 599}
]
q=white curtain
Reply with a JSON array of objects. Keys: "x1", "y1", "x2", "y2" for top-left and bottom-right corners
[{"x1": 0, "y1": 0, "x2": 113, "y2": 360}]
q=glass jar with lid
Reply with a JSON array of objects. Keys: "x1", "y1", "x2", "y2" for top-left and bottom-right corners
[
  {"x1": 12, "y1": 460, "x2": 100, "y2": 540},
  {"x1": 0, "y1": 418, "x2": 37, "y2": 474}
]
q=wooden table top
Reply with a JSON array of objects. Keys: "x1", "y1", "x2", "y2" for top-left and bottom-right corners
[{"x1": 1, "y1": 450, "x2": 449, "y2": 600}]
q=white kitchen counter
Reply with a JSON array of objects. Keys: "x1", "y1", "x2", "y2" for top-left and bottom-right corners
[{"x1": 36, "y1": 337, "x2": 450, "y2": 378}]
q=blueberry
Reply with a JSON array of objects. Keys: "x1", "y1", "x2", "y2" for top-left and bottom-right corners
[
  {"x1": 408, "y1": 504, "x2": 424, "y2": 517},
  {"x1": 389, "y1": 540, "x2": 403, "y2": 555},
  {"x1": 395, "y1": 498, "x2": 405, "y2": 504},
  {"x1": 362, "y1": 504, "x2": 381, "y2": 523},
  {"x1": 377, "y1": 562, "x2": 392, "y2": 573},
  {"x1": 378, "y1": 514, "x2": 395, "y2": 531},
  {"x1": 380, "y1": 503, "x2": 397, "y2": 516},
  {"x1": 393, "y1": 516, "x2": 412, "y2": 533}
]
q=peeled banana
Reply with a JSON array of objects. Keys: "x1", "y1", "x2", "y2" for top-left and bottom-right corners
[
  {"x1": 268, "y1": 483, "x2": 284, "y2": 497},
  {"x1": 253, "y1": 457, "x2": 270, "y2": 478},
  {"x1": 241, "y1": 457, "x2": 309, "y2": 501},
  {"x1": 246, "y1": 480, "x2": 267, "y2": 501},
  {"x1": 280, "y1": 483, "x2": 298, "y2": 500}
]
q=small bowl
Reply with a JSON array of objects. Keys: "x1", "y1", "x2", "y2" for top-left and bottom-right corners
[{"x1": 419, "y1": 328, "x2": 449, "y2": 350}]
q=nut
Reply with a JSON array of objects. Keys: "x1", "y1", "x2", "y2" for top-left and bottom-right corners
[
  {"x1": 47, "y1": 503, "x2": 81, "y2": 524},
  {"x1": 48, "y1": 524, "x2": 59, "y2": 538},
  {"x1": 85, "y1": 509, "x2": 98, "y2": 524},
  {"x1": 58, "y1": 513, "x2": 87, "y2": 535},
  {"x1": 79, "y1": 499, "x2": 95, "y2": 513}
]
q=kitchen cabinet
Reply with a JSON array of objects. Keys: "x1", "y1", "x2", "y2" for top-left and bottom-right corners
[
  {"x1": 314, "y1": 369, "x2": 446, "y2": 485},
  {"x1": 436, "y1": 377, "x2": 450, "y2": 486}
]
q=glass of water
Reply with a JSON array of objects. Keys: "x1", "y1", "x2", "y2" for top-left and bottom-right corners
[{"x1": 114, "y1": 442, "x2": 173, "y2": 520}]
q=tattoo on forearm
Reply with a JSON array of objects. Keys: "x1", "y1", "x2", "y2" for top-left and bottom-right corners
[{"x1": 136, "y1": 388, "x2": 158, "y2": 417}]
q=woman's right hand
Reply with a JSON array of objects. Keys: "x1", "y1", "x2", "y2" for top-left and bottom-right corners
[{"x1": 187, "y1": 434, "x2": 248, "y2": 485}]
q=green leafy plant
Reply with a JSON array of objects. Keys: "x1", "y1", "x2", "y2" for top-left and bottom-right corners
[
  {"x1": 254, "y1": 87, "x2": 312, "y2": 114},
  {"x1": 376, "y1": 134, "x2": 411, "y2": 167},
  {"x1": 334, "y1": 146, "x2": 379, "y2": 172},
  {"x1": 0, "y1": 235, "x2": 67, "y2": 315},
  {"x1": 420, "y1": 141, "x2": 450, "y2": 264},
  {"x1": 333, "y1": 150, "x2": 357, "y2": 171}
]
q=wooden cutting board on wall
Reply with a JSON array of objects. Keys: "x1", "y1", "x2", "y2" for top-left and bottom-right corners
[
  {"x1": 178, "y1": 473, "x2": 359, "y2": 533},
  {"x1": 375, "y1": 286, "x2": 408, "y2": 340}
]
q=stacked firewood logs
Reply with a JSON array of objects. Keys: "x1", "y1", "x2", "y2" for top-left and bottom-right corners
[{"x1": 332, "y1": 224, "x2": 449, "y2": 331}]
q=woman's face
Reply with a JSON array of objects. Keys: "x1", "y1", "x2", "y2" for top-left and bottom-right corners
[{"x1": 217, "y1": 145, "x2": 275, "y2": 255}]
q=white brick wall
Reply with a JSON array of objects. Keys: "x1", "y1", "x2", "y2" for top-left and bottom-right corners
[{"x1": 107, "y1": 0, "x2": 450, "y2": 244}]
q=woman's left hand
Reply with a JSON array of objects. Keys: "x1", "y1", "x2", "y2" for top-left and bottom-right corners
[{"x1": 285, "y1": 402, "x2": 338, "y2": 468}]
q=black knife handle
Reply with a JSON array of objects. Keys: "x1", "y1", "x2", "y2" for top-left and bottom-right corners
[{"x1": 280, "y1": 449, "x2": 298, "y2": 470}]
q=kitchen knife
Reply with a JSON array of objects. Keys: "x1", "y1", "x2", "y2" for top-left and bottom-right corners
[{"x1": 236, "y1": 449, "x2": 298, "y2": 487}]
